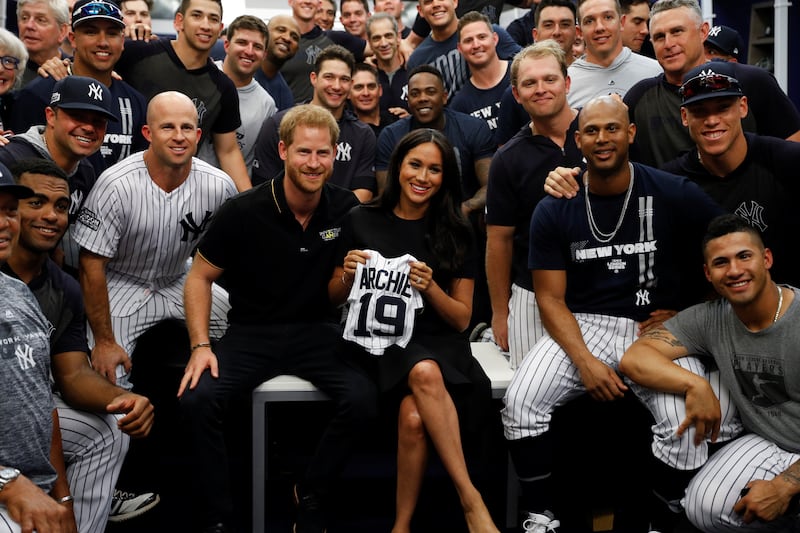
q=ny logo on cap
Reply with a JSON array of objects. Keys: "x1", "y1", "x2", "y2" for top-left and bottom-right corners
[
  {"x1": 699, "y1": 69, "x2": 717, "y2": 78},
  {"x1": 708, "y1": 25, "x2": 722, "y2": 37},
  {"x1": 88, "y1": 82, "x2": 104, "y2": 101}
]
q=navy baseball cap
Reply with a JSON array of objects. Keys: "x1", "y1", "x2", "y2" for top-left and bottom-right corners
[
  {"x1": 71, "y1": 0, "x2": 126, "y2": 30},
  {"x1": 49, "y1": 76, "x2": 119, "y2": 122},
  {"x1": 680, "y1": 61, "x2": 743, "y2": 107},
  {"x1": 0, "y1": 162, "x2": 33, "y2": 199},
  {"x1": 705, "y1": 25, "x2": 744, "y2": 61}
]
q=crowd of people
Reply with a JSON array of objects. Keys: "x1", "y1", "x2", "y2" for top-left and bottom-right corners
[{"x1": 1, "y1": 0, "x2": 799, "y2": 532}]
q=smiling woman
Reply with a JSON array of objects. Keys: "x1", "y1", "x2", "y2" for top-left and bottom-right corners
[{"x1": 0, "y1": 28, "x2": 27, "y2": 130}]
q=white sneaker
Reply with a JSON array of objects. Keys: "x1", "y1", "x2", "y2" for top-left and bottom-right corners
[
  {"x1": 107, "y1": 489, "x2": 160, "y2": 522},
  {"x1": 523, "y1": 510, "x2": 560, "y2": 532}
]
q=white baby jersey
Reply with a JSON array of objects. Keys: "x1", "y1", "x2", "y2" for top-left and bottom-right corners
[{"x1": 343, "y1": 250, "x2": 424, "y2": 355}]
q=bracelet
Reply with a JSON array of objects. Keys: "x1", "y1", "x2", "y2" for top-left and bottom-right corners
[
  {"x1": 190, "y1": 342, "x2": 212, "y2": 352},
  {"x1": 57, "y1": 495, "x2": 74, "y2": 504},
  {"x1": 341, "y1": 271, "x2": 353, "y2": 287}
]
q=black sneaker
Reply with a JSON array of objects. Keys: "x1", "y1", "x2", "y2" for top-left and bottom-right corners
[
  {"x1": 293, "y1": 484, "x2": 327, "y2": 533},
  {"x1": 107, "y1": 489, "x2": 160, "y2": 522}
]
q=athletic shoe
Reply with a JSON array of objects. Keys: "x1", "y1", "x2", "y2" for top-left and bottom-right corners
[
  {"x1": 469, "y1": 322, "x2": 492, "y2": 342},
  {"x1": 293, "y1": 484, "x2": 327, "y2": 533},
  {"x1": 107, "y1": 490, "x2": 160, "y2": 522},
  {"x1": 523, "y1": 510, "x2": 560, "y2": 532}
]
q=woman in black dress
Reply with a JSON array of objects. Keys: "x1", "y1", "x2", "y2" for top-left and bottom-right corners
[{"x1": 329, "y1": 129, "x2": 497, "y2": 532}]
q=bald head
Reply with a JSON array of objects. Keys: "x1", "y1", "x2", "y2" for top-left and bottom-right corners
[
  {"x1": 576, "y1": 95, "x2": 636, "y2": 177},
  {"x1": 267, "y1": 14, "x2": 301, "y2": 63},
  {"x1": 147, "y1": 91, "x2": 198, "y2": 127},
  {"x1": 578, "y1": 95, "x2": 629, "y2": 130}
]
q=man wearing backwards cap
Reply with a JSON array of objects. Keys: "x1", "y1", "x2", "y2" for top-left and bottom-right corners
[
  {"x1": 662, "y1": 61, "x2": 800, "y2": 288},
  {"x1": 0, "y1": 162, "x2": 77, "y2": 533},
  {"x1": 9, "y1": 0, "x2": 148, "y2": 175},
  {"x1": 0, "y1": 74, "x2": 115, "y2": 269},
  {"x1": 704, "y1": 24, "x2": 743, "y2": 63}
]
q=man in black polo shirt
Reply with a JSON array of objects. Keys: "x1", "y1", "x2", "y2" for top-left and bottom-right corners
[{"x1": 179, "y1": 104, "x2": 377, "y2": 533}]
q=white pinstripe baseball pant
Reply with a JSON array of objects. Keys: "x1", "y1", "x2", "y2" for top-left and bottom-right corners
[
  {"x1": 0, "y1": 508, "x2": 20, "y2": 533},
  {"x1": 502, "y1": 313, "x2": 742, "y2": 471},
  {"x1": 88, "y1": 280, "x2": 230, "y2": 390},
  {"x1": 508, "y1": 284, "x2": 545, "y2": 370},
  {"x1": 684, "y1": 433, "x2": 800, "y2": 532},
  {"x1": 56, "y1": 395, "x2": 128, "y2": 533}
]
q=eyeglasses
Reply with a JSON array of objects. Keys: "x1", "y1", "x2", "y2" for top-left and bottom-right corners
[
  {"x1": 0, "y1": 56, "x2": 20, "y2": 70},
  {"x1": 72, "y1": 1, "x2": 122, "y2": 21},
  {"x1": 680, "y1": 73, "x2": 742, "y2": 101}
]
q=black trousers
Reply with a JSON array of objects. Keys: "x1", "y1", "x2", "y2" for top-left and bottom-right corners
[{"x1": 180, "y1": 322, "x2": 378, "y2": 526}]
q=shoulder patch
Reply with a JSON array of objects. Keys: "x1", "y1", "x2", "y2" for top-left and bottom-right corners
[{"x1": 77, "y1": 208, "x2": 100, "y2": 231}]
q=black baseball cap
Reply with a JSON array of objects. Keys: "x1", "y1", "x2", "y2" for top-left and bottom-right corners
[
  {"x1": 49, "y1": 76, "x2": 119, "y2": 122},
  {"x1": 704, "y1": 25, "x2": 744, "y2": 61},
  {"x1": 71, "y1": 0, "x2": 126, "y2": 30},
  {"x1": 680, "y1": 61, "x2": 743, "y2": 107},
  {"x1": 0, "y1": 162, "x2": 33, "y2": 199}
]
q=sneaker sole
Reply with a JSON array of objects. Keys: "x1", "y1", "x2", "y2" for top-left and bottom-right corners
[{"x1": 107, "y1": 494, "x2": 161, "y2": 523}]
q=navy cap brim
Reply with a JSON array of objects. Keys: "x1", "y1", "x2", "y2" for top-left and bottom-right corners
[
  {"x1": 0, "y1": 184, "x2": 35, "y2": 199},
  {"x1": 681, "y1": 90, "x2": 743, "y2": 107},
  {"x1": 55, "y1": 102, "x2": 119, "y2": 122},
  {"x1": 72, "y1": 15, "x2": 126, "y2": 30}
]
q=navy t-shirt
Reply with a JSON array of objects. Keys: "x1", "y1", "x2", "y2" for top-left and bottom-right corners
[
  {"x1": 529, "y1": 164, "x2": 725, "y2": 319},
  {"x1": 449, "y1": 63, "x2": 510, "y2": 131}
]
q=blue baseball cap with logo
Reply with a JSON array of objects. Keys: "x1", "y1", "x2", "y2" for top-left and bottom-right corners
[
  {"x1": 71, "y1": 0, "x2": 126, "y2": 30},
  {"x1": 680, "y1": 61, "x2": 743, "y2": 107},
  {"x1": 49, "y1": 75, "x2": 119, "y2": 122},
  {"x1": 0, "y1": 162, "x2": 33, "y2": 199}
]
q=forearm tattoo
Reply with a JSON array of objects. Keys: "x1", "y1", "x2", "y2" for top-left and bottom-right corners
[
  {"x1": 781, "y1": 463, "x2": 800, "y2": 487},
  {"x1": 641, "y1": 326, "x2": 685, "y2": 348}
]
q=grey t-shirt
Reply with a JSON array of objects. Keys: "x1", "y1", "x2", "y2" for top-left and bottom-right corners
[
  {"x1": 666, "y1": 286, "x2": 800, "y2": 453},
  {"x1": 0, "y1": 273, "x2": 56, "y2": 490}
]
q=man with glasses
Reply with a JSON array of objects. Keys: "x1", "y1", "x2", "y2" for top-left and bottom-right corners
[{"x1": 10, "y1": 0, "x2": 148, "y2": 176}]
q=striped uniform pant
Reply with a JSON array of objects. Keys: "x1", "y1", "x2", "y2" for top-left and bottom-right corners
[
  {"x1": 88, "y1": 281, "x2": 230, "y2": 390},
  {"x1": 684, "y1": 434, "x2": 800, "y2": 533},
  {"x1": 57, "y1": 395, "x2": 128, "y2": 533},
  {"x1": 502, "y1": 313, "x2": 742, "y2": 470},
  {"x1": 0, "y1": 508, "x2": 20, "y2": 533},
  {"x1": 508, "y1": 284, "x2": 545, "y2": 370},
  {"x1": 0, "y1": 396, "x2": 128, "y2": 533}
]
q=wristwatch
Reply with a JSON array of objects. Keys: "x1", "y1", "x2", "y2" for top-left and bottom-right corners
[{"x1": 0, "y1": 467, "x2": 20, "y2": 492}]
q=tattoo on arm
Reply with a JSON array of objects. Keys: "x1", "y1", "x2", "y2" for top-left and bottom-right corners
[
  {"x1": 641, "y1": 326, "x2": 685, "y2": 348},
  {"x1": 781, "y1": 462, "x2": 800, "y2": 487}
]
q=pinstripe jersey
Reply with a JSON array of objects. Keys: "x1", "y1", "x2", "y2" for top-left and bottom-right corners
[
  {"x1": 343, "y1": 250, "x2": 424, "y2": 356},
  {"x1": 73, "y1": 152, "x2": 237, "y2": 317}
]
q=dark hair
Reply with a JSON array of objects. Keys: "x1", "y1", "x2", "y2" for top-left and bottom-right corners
[
  {"x1": 226, "y1": 14, "x2": 269, "y2": 44},
  {"x1": 340, "y1": 0, "x2": 369, "y2": 13},
  {"x1": 177, "y1": 0, "x2": 222, "y2": 18},
  {"x1": 353, "y1": 62, "x2": 378, "y2": 79},
  {"x1": 457, "y1": 10, "x2": 492, "y2": 38},
  {"x1": 11, "y1": 159, "x2": 69, "y2": 183},
  {"x1": 375, "y1": 129, "x2": 471, "y2": 274},
  {"x1": 620, "y1": 0, "x2": 651, "y2": 12},
  {"x1": 313, "y1": 44, "x2": 355, "y2": 75},
  {"x1": 534, "y1": 0, "x2": 577, "y2": 27},
  {"x1": 702, "y1": 214, "x2": 764, "y2": 258},
  {"x1": 407, "y1": 64, "x2": 445, "y2": 88}
]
